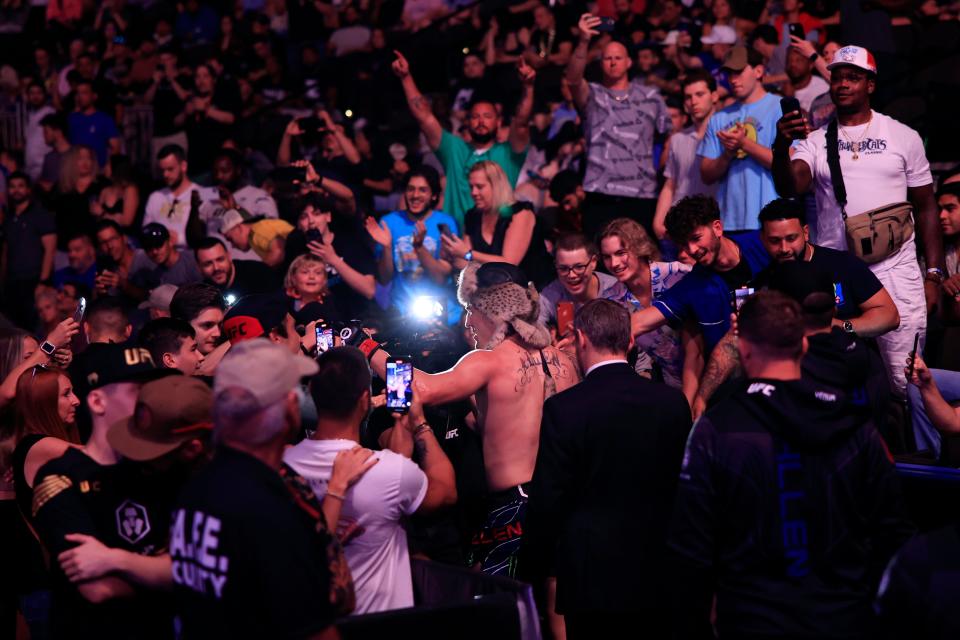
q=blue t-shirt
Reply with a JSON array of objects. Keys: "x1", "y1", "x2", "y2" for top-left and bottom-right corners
[
  {"x1": 652, "y1": 231, "x2": 770, "y2": 353},
  {"x1": 68, "y1": 111, "x2": 119, "y2": 166},
  {"x1": 375, "y1": 210, "x2": 462, "y2": 325},
  {"x1": 54, "y1": 263, "x2": 97, "y2": 291},
  {"x1": 698, "y1": 93, "x2": 781, "y2": 232}
]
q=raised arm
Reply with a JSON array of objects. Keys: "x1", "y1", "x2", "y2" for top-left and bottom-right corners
[
  {"x1": 392, "y1": 51, "x2": 443, "y2": 150},
  {"x1": 566, "y1": 14, "x2": 601, "y2": 112},
  {"x1": 772, "y1": 112, "x2": 813, "y2": 197},
  {"x1": 509, "y1": 60, "x2": 536, "y2": 153}
]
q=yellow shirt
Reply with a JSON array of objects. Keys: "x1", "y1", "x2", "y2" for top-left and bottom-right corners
[{"x1": 249, "y1": 219, "x2": 294, "y2": 262}]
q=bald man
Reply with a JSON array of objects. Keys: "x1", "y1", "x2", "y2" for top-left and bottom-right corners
[{"x1": 566, "y1": 13, "x2": 671, "y2": 240}]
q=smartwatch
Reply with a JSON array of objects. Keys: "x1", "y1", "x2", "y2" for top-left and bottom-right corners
[
  {"x1": 40, "y1": 340, "x2": 57, "y2": 356},
  {"x1": 925, "y1": 267, "x2": 945, "y2": 284},
  {"x1": 464, "y1": 250, "x2": 474, "y2": 262},
  {"x1": 842, "y1": 320, "x2": 855, "y2": 334},
  {"x1": 808, "y1": 52, "x2": 819, "y2": 62}
]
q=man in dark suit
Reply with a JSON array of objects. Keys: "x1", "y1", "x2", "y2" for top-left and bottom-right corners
[{"x1": 522, "y1": 298, "x2": 693, "y2": 639}]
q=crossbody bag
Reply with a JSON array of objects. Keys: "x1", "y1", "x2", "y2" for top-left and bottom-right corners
[{"x1": 825, "y1": 118, "x2": 914, "y2": 264}]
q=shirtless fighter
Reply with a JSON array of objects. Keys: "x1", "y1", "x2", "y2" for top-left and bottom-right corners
[{"x1": 361, "y1": 262, "x2": 578, "y2": 577}]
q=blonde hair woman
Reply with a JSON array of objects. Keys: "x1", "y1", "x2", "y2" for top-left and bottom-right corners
[
  {"x1": 599, "y1": 218, "x2": 697, "y2": 399},
  {"x1": 442, "y1": 160, "x2": 552, "y2": 287}
]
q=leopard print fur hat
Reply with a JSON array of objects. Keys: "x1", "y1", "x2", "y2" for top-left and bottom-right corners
[{"x1": 457, "y1": 262, "x2": 552, "y2": 350}]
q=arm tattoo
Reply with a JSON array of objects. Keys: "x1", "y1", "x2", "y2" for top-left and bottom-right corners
[
  {"x1": 697, "y1": 334, "x2": 740, "y2": 402},
  {"x1": 413, "y1": 435, "x2": 428, "y2": 464},
  {"x1": 410, "y1": 95, "x2": 429, "y2": 113}
]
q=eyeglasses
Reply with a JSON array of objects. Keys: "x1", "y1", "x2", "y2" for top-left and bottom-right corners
[{"x1": 555, "y1": 263, "x2": 591, "y2": 277}]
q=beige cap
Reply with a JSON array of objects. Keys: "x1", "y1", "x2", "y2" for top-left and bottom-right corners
[
  {"x1": 220, "y1": 209, "x2": 246, "y2": 234},
  {"x1": 214, "y1": 338, "x2": 318, "y2": 407}
]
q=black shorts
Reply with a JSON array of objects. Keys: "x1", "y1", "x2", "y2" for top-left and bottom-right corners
[{"x1": 467, "y1": 483, "x2": 531, "y2": 579}]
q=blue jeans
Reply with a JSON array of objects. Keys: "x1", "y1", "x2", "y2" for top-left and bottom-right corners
[{"x1": 908, "y1": 368, "x2": 960, "y2": 458}]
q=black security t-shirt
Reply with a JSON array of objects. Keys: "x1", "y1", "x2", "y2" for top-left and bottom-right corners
[
  {"x1": 32, "y1": 449, "x2": 178, "y2": 639},
  {"x1": 170, "y1": 446, "x2": 335, "y2": 639}
]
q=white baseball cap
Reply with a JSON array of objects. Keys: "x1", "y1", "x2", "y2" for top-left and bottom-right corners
[
  {"x1": 662, "y1": 30, "x2": 680, "y2": 45},
  {"x1": 220, "y1": 209, "x2": 246, "y2": 234},
  {"x1": 214, "y1": 339, "x2": 318, "y2": 408},
  {"x1": 138, "y1": 284, "x2": 179, "y2": 311},
  {"x1": 826, "y1": 45, "x2": 877, "y2": 75},
  {"x1": 701, "y1": 25, "x2": 737, "y2": 45}
]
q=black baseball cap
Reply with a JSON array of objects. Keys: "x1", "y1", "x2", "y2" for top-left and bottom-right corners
[
  {"x1": 79, "y1": 343, "x2": 178, "y2": 391},
  {"x1": 767, "y1": 261, "x2": 836, "y2": 313},
  {"x1": 141, "y1": 223, "x2": 170, "y2": 250}
]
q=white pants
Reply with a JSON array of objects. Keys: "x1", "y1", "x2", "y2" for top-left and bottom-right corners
[{"x1": 869, "y1": 237, "x2": 927, "y2": 398}]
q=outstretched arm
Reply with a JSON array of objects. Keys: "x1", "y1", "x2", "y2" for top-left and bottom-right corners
[{"x1": 371, "y1": 348, "x2": 494, "y2": 406}]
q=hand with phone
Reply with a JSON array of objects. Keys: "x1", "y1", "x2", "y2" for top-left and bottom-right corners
[
  {"x1": 904, "y1": 352, "x2": 933, "y2": 390},
  {"x1": 577, "y1": 13, "x2": 603, "y2": 41},
  {"x1": 385, "y1": 357, "x2": 414, "y2": 414},
  {"x1": 776, "y1": 96, "x2": 810, "y2": 142},
  {"x1": 46, "y1": 317, "x2": 81, "y2": 352},
  {"x1": 315, "y1": 323, "x2": 335, "y2": 355}
]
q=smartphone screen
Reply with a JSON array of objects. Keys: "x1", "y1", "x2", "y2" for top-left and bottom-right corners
[
  {"x1": 788, "y1": 23, "x2": 805, "y2": 40},
  {"x1": 733, "y1": 287, "x2": 755, "y2": 312},
  {"x1": 596, "y1": 17, "x2": 616, "y2": 32},
  {"x1": 315, "y1": 324, "x2": 334, "y2": 354},
  {"x1": 557, "y1": 301, "x2": 575, "y2": 337},
  {"x1": 73, "y1": 296, "x2": 87, "y2": 324},
  {"x1": 438, "y1": 223, "x2": 453, "y2": 240},
  {"x1": 385, "y1": 358, "x2": 413, "y2": 413}
]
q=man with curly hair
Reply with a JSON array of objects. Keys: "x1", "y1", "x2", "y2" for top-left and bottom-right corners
[
  {"x1": 361, "y1": 262, "x2": 579, "y2": 577},
  {"x1": 629, "y1": 195, "x2": 771, "y2": 357}
]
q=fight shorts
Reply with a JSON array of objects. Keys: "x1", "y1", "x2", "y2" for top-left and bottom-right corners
[{"x1": 467, "y1": 482, "x2": 531, "y2": 578}]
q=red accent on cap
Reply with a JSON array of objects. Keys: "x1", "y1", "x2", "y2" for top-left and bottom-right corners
[{"x1": 222, "y1": 315, "x2": 266, "y2": 344}]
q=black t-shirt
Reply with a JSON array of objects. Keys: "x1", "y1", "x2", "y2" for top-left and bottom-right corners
[
  {"x1": 218, "y1": 259, "x2": 281, "y2": 300},
  {"x1": 32, "y1": 449, "x2": 178, "y2": 639},
  {"x1": 719, "y1": 255, "x2": 754, "y2": 291},
  {"x1": 151, "y1": 73, "x2": 192, "y2": 136},
  {"x1": 752, "y1": 245, "x2": 883, "y2": 320},
  {"x1": 170, "y1": 446, "x2": 335, "y2": 638}
]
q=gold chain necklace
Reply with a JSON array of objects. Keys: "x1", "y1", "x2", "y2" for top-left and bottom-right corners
[{"x1": 839, "y1": 112, "x2": 873, "y2": 160}]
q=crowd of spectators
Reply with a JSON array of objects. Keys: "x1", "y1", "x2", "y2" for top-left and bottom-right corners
[{"x1": 1, "y1": 0, "x2": 960, "y2": 638}]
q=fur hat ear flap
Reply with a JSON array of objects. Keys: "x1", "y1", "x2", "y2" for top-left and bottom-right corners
[
  {"x1": 457, "y1": 262, "x2": 481, "y2": 307},
  {"x1": 525, "y1": 282, "x2": 541, "y2": 323},
  {"x1": 510, "y1": 317, "x2": 552, "y2": 349}
]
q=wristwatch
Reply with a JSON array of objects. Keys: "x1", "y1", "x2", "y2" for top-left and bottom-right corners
[
  {"x1": 808, "y1": 52, "x2": 819, "y2": 62},
  {"x1": 464, "y1": 250, "x2": 474, "y2": 262},
  {"x1": 925, "y1": 267, "x2": 945, "y2": 284},
  {"x1": 842, "y1": 320, "x2": 855, "y2": 334},
  {"x1": 40, "y1": 340, "x2": 57, "y2": 356}
]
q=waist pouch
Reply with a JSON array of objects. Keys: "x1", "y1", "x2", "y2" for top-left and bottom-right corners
[{"x1": 843, "y1": 201, "x2": 914, "y2": 264}]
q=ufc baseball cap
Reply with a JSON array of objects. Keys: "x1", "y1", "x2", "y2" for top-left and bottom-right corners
[
  {"x1": 79, "y1": 343, "x2": 176, "y2": 391},
  {"x1": 108, "y1": 375, "x2": 213, "y2": 461},
  {"x1": 827, "y1": 45, "x2": 877, "y2": 75}
]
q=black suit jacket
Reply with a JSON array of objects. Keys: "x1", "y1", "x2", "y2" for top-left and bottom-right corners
[{"x1": 522, "y1": 362, "x2": 692, "y2": 615}]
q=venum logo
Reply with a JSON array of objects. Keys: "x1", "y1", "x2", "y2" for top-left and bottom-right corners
[{"x1": 116, "y1": 499, "x2": 151, "y2": 545}]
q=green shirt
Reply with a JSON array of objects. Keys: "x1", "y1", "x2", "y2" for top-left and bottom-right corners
[{"x1": 435, "y1": 130, "x2": 527, "y2": 227}]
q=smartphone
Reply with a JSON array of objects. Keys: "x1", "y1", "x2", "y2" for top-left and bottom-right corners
[
  {"x1": 273, "y1": 166, "x2": 308, "y2": 183},
  {"x1": 733, "y1": 287, "x2": 755, "y2": 312},
  {"x1": 557, "y1": 301, "x2": 575, "y2": 337},
  {"x1": 305, "y1": 228, "x2": 322, "y2": 244},
  {"x1": 385, "y1": 357, "x2": 414, "y2": 413},
  {"x1": 780, "y1": 96, "x2": 801, "y2": 117},
  {"x1": 788, "y1": 23, "x2": 805, "y2": 40},
  {"x1": 596, "y1": 17, "x2": 616, "y2": 32},
  {"x1": 438, "y1": 223, "x2": 453, "y2": 240},
  {"x1": 906, "y1": 332, "x2": 921, "y2": 379},
  {"x1": 73, "y1": 296, "x2": 87, "y2": 324},
  {"x1": 315, "y1": 324, "x2": 334, "y2": 354},
  {"x1": 96, "y1": 254, "x2": 118, "y2": 273},
  {"x1": 299, "y1": 116, "x2": 324, "y2": 133}
]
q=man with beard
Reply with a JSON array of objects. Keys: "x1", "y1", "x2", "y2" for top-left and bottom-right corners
[
  {"x1": 629, "y1": 195, "x2": 770, "y2": 361},
  {"x1": 692, "y1": 198, "x2": 900, "y2": 416},
  {"x1": 1, "y1": 172, "x2": 56, "y2": 327},
  {"x1": 773, "y1": 45, "x2": 943, "y2": 397},
  {"x1": 365, "y1": 166, "x2": 461, "y2": 325},
  {"x1": 392, "y1": 51, "x2": 535, "y2": 225},
  {"x1": 566, "y1": 14, "x2": 672, "y2": 240},
  {"x1": 200, "y1": 149, "x2": 279, "y2": 261},
  {"x1": 194, "y1": 238, "x2": 278, "y2": 300},
  {"x1": 143, "y1": 144, "x2": 213, "y2": 248},
  {"x1": 363, "y1": 262, "x2": 578, "y2": 577}
]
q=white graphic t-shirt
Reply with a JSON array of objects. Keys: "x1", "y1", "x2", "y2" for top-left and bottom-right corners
[
  {"x1": 791, "y1": 110, "x2": 932, "y2": 252},
  {"x1": 283, "y1": 439, "x2": 428, "y2": 615}
]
